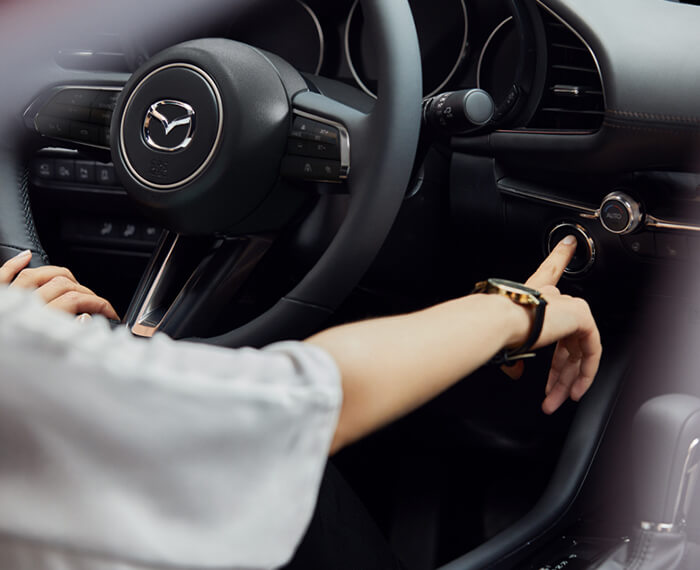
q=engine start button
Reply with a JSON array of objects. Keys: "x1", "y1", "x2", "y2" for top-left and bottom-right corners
[{"x1": 547, "y1": 223, "x2": 596, "y2": 275}]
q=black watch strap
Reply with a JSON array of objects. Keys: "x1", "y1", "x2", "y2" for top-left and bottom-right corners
[
  {"x1": 472, "y1": 278, "x2": 548, "y2": 366},
  {"x1": 491, "y1": 296, "x2": 547, "y2": 365}
]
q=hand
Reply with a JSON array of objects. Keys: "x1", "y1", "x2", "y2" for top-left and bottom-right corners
[
  {"x1": 0, "y1": 250, "x2": 119, "y2": 320},
  {"x1": 522, "y1": 236, "x2": 602, "y2": 414}
]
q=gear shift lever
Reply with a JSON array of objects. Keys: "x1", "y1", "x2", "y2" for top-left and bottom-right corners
[
  {"x1": 596, "y1": 394, "x2": 700, "y2": 569},
  {"x1": 633, "y1": 394, "x2": 700, "y2": 532}
]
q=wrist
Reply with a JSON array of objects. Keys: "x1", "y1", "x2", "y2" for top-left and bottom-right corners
[{"x1": 484, "y1": 293, "x2": 535, "y2": 350}]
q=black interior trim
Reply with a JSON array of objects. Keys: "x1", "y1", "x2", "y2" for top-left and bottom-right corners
[{"x1": 439, "y1": 331, "x2": 630, "y2": 569}]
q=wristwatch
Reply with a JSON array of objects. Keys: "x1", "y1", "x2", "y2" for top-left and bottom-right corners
[{"x1": 471, "y1": 278, "x2": 548, "y2": 365}]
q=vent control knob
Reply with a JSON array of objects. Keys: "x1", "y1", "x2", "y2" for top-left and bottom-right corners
[{"x1": 599, "y1": 191, "x2": 642, "y2": 235}]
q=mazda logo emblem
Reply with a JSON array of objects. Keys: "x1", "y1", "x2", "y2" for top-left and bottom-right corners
[{"x1": 143, "y1": 100, "x2": 195, "y2": 152}]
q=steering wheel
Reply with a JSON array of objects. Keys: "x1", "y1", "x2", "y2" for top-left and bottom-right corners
[{"x1": 0, "y1": 0, "x2": 422, "y2": 347}]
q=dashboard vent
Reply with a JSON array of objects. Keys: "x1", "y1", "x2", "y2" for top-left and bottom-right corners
[{"x1": 527, "y1": 11, "x2": 605, "y2": 132}]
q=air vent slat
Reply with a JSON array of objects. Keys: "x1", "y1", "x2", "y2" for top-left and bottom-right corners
[
  {"x1": 550, "y1": 42, "x2": 588, "y2": 52},
  {"x1": 540, "y1": 108, "x2": 605, "y2": 116},
  {"x1": 527, "y1": 9, "x2": 605, "y2": 133},
  {"x1": 551, "y1": 64, "x2": 600, "y2": 74}
]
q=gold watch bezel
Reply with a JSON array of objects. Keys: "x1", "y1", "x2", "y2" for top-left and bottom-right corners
[{"x1": 474, "y1": 278, "x2": 543, "y2": 306}]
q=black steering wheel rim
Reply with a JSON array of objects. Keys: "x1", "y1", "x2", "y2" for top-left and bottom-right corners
[{"x1": 0, "y1": 0, "x2": 423, "y2": 348}]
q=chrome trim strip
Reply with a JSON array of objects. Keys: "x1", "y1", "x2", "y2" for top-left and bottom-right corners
[
  {"x1": 131, "y1": 235, "x2": 180, "y2": 338},
  {"x1": 297, "y1": 0, "x2": 324, "y2": 76},
  {"x1": 547, "y1": 222, "x2": 596, "y2": 275},
  {"x1": 477, "y1": 16, "x2": 513, "y2": 92},
  {"x1": 119, "y1": 63, "x2": 224, "y2": 190},
  {"x1": 500, "y1": 183, "x2": 700, "y2": 234},
  {"x1": 671, "y1": 437, "x2": 700, "y2": 528},
  {"x1": 292, "y1": 109, "x2": 351, "y2": 179},
  {"x1": 535, "y1": 0, "x2": 607, "y2": 110},
  {"x1": 645, "y1": 216, "x2": 700, "y2": 233},
  {"x1": 498, "y1": 182, "x2": 599, "y2": 217},
  {"x1": 345, "y1": 0, "x2": 469, "y2": 100}
]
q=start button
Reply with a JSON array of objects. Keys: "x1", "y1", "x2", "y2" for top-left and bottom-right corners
[{"x1": 547, "y1": 223, "x2": 596, "y2": 275}]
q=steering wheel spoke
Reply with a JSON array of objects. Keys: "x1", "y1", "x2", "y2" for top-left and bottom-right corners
[
  {"x1": 125, "y1": 231, "x2": 274, "y2": 339},
  {"x1": 6, "y1": 0, "x2": 422, "y2": 347}
]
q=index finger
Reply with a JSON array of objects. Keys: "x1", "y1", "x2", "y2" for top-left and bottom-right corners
[{"x1": 525, "y1": 235, "x2": 577, "y2": 289}]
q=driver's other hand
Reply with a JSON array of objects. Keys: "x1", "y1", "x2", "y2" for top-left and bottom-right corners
[
  {"x1": 522, "y1": 236, "x2": 602, "y2": 415},
  {"x1": 0, "y1": 250, "x2": 119, "y2": 320}
]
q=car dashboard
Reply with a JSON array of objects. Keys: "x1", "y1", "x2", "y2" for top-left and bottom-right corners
[{"x1": 10, "y1": 0, "x2": 700, "y2": 568}]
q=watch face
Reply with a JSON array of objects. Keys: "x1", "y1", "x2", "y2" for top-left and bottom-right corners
[{"x1": 488, "y1": 278, "x2": 541, "y2": 298}]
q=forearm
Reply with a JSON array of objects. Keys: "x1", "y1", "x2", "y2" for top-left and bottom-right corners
[{"x1": 306, "y1": 293, "x2": 531, "y2": 453}]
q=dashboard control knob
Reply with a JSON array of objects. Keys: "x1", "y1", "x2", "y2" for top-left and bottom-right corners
[
  {"x1": 599, "y1": 191, "x2": 643, "y2": 235},
  {"x1": 547, "y1": 223, "x2": 596, "y2": 276},
  {"x1": 423, "y1": 89, "x2": 495, "y2": 134}
]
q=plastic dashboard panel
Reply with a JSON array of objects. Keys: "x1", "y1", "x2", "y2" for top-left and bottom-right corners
[
  {"x1": 439, "y1": 334, "x2": 629, "y2": 569},
  {"x1": 539, "y1": 0, "x2": 700, "y2": 129},
  {"x1": 442, "y1": 0, "x2": 699, "y2": 568}
]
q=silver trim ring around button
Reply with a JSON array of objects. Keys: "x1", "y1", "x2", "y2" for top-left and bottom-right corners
[
  {"x1": 599, "y1": 191, "x2": 643, "y2": 235},
  {"x1": 547, "y1": 222, "x2": 596, "y2": 276},
  {"x1": 119, "y1": 63, "x2": 224, "y2": 190}
]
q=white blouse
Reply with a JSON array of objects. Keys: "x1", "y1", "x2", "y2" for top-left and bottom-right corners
[{"x1": 0, "y1": 286, "x2": 342, "y2": 569}]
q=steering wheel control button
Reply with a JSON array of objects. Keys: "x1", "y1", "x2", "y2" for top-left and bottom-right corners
[
  {"x1": 92, "y1": 91, "x2": 121, "y2": 111},
  {"x1": 287, "y1": 138, "x2": 339, "y2": 160},
  {"x1": 69, "y1": 121, "x2": 99, "y2": 144},
  {"x1": 119, "y1": 64, "x2": 222, "y2": 189},
  {"x1": 599, "y1": 191, "x2": 642, "y2": 235},
  {"x1": 35, "y1": 116, "x2": 71, "y2": 138},
  {"x1": 33, "y1": 88, "x2": 121, "y2": 149},
  {"x1": 291, "y1": 116, "x2": 339, "y2": 144},
  {"x1": 52, "y1": 89, "x2": 98, "y2": 108},
  {"x1": 547, "y1": 223, "x2": 596, "y2": 276},
  {"x1": 90, "y1": 108, "x2": 113, "y2": 126},
  {"x1": 44, "y1": 102, "x2": 91, "y2": 123},
  {"x1": 281, "y1": 156, "x2": 341, "y2": 182},
  {"x1": 286, "y1": 112, "x2": 350, "y2": 181}
]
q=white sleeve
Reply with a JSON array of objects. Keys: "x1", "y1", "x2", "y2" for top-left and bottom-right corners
[{"x1": 0, "y1": 286, "x2": 342, "y2": 570}]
